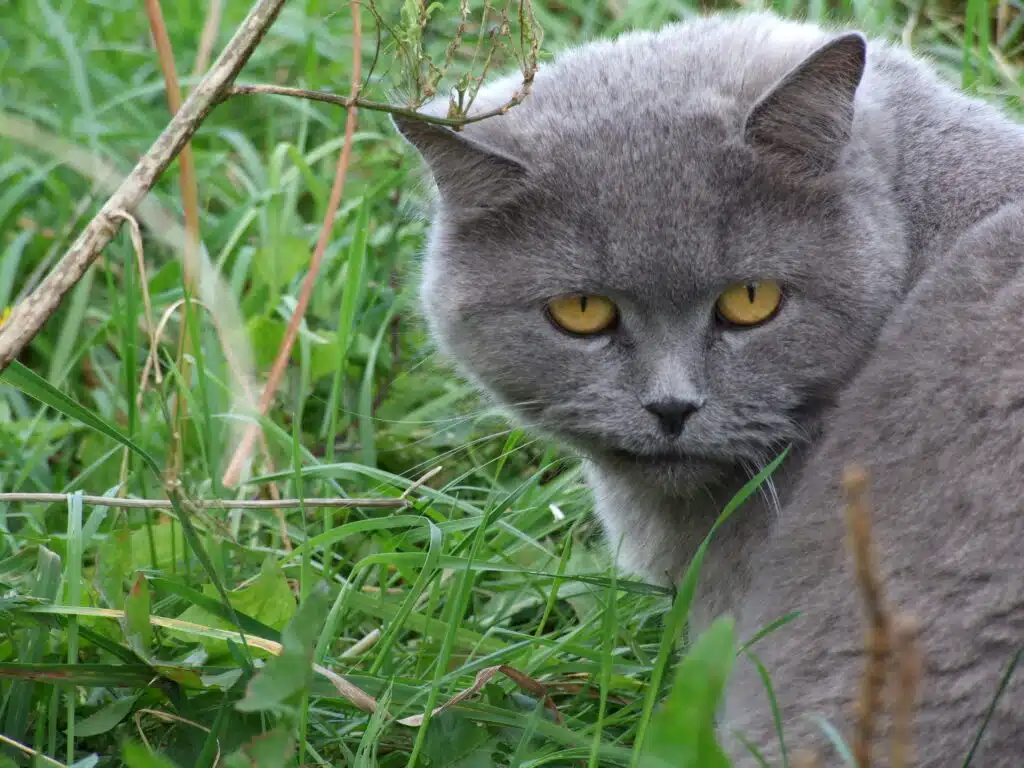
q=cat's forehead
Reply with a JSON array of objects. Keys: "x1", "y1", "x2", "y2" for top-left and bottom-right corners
[{"x1": 459, "y1": 11, "x2": 833, "y2": 161}]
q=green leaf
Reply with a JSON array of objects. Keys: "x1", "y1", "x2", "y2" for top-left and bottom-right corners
[
  {"x1": 235, "y1": 581, "x2": 330, "y2": 714},
  {"x1": 422, "y1": 710, "x2": 492, "y2": 768},
  {"x1": 122, "y1": 740, "x2": 180, "y2": 768},
  {"x1": 252, "y1": 235, "x2": 309, "y2": 292},
  {"x1": 72, "y1": 693, "x2": 140, "y2": 737},
  {"x1": 96, "y1": 529, "x2": 132, "y2": 609},
  {"x1": 130, "y1": 522, "x2": 187, "y2": 572},
  {"x1": 150, "y1": 577, "x2": 281, "y2": 641},
  {"x1": 173, "y1": 557, "x2": 296, "y2": 659},
  {"x1": 639, "y1": 616, "x2": 737, "y2": 768},
  {"x1": 223, "y1": 728, "x2": 295, "y2": 768},
  {"x1": 246, "y1": 314, "x2": 286, "y2": 371},
  {"x1": 124, "y1": 572, "x2": 153, "y2": 653}
]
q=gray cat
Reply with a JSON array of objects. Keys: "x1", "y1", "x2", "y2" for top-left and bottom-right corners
[{"x1": 394, "y1": 11, "x2": 1023, "y2": 765}]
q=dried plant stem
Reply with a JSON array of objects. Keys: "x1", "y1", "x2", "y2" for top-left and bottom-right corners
[
  {"x1": 0, "y1": 0, "x2": 287, "y2": 374},
  {"x1": 225, "y1": 82, "x2": 533, "y2": 127},
  {"x1": 145, "y1": 0, "x2": 204, "y2": 483},
  {"x1": 341, "y1": 628, "x2": 381, "y2": 658},
  {"x1": 890, "y1": 614, "x2": 922, "y2": 768},
  {"x1": 842, "y1": 465, "x2": 890, "y2": 768},
  {"x1": 221, "y1": 0, "x2": 364, "y2": 488},
  {"x1": 145, "y1": 0, "x2": 201, "y2": 287},
  {"x1": 192, "y1": 0, "x2": 224, "y2": 79},
  {"x1": 0, "y1": 493, "x2": 408, "y2": 510},
  {"x1": 791, "y1": 750, "x2": 823, "y2": 768},
  {"x1": 0, "y1": 735, "x2": 63, "y2": 768}
]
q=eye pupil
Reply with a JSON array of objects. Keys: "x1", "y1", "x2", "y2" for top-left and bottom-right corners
[
  {"x1": 547, "y1": 295, "x2": 618, "y2": 336},
  {"x1": 715, "y1": 280, "x2": 783, "y2": 328}
]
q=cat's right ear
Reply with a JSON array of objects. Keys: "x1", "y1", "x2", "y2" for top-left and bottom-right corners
[
  {"x1": 743, "y1": 32, "x2": 867, "y2": 175},
  {"x1": 392, "y1": 114, "x2": 528, "y2": 210}
]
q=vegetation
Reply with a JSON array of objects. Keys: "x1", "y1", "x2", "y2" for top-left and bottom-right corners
[{"x1": 0, "y1": 0, "x2": 1018, "y2": 765}]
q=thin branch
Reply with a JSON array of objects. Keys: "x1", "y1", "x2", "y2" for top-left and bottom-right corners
[
  {"x1": 222, "y1": 0, "x2": 364, "y2": 488},
  {"x1": 225, "y1": 82, "x2": 533, "y2": 128},
  {"x1": 0, "y1": 0, "x2": 288, "y2": 374},
  {"x1": 0, "y1": 735, "x2": 63, "y2": 768},
  {"x1": 0, "y1": 493, "x2": 409, "y2": 510}
]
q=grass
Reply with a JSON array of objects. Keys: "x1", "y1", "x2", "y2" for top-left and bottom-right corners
[{"x1": 0, "y1": 0, "x2": 1020, "y2": 765}]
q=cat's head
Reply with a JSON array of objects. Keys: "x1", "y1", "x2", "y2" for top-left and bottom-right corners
[{"x1": 396, "y1": 14, "x2": 908, "y2": 493}]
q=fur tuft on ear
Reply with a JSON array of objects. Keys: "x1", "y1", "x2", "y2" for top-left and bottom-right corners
[
  {"x1": 392, "y1": 114, "x2": 528, "y2": 210},
  {"x1": 743, "y1": 32, "x2": 867, "y2": 175}
]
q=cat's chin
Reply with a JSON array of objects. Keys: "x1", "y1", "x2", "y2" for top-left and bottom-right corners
[{"x1": 591, "y1": 448, "x2": 733, "y2": 496}]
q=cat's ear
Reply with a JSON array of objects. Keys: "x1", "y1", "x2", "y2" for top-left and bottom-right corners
[
  {"x1": 392, "y1": 114, "x2": 528, "y2": 210},
  {"x1": 743, "y1": 32, "x2": 867, "y2": 175}
]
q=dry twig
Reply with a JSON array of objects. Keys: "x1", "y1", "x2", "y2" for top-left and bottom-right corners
[
  {"x1": 890, "y1": 614, "x2": 922, "y2": 768},
  {"x1": 841, "y1": 466, "x2": 924, "y2": 768},
  {"x1": 843, "y1": 465, "x2": 891, "y2": 768},
  {"x1": 0, "y1": 0, "x2": 287, "y2": 374},
  {"x1": 221, "y1": 0, "x2": 365, "y2": 488},
  {"x1": 225, "y1": 81, "x2": 533, "y2": 128}
]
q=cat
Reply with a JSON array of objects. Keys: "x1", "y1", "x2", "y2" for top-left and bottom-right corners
[{"x1": 394, "y1": 11, "x2": 1024, "y2": 765}]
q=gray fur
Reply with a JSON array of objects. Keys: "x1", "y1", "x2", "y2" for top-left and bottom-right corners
[{"x1": 395, "y1": 11, "x2": 1024, "y2": 764}]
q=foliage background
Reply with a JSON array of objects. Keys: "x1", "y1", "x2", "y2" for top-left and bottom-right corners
[{"x1": 0, "y1": 0, "x2": 1019, "y2": 765}]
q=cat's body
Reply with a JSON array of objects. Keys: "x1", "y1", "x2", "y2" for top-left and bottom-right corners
[{"x1": 395, "y1": 12, "x2": 1024, "y2": 763}]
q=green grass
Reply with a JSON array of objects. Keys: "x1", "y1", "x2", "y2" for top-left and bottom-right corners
[{"x1": 0, "y1": 0, "x2": 1020, "y2": 765}]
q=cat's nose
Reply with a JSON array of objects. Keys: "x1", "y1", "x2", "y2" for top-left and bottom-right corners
[{"x1": 643, "y1": 398, "x2": 700, "y2": 438}]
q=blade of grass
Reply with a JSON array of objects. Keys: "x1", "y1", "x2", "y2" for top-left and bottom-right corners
[
  {"x1": 629, "y1": 447, "x2": 790, "y2": 767},
  {"x1": 1, "y1": 547, "x2": 61, "y2": 742},
  {"x1": 65, "y1": 491, "x2": 84, "y2": 765},
  {"x1": 744, "y1": 649, "x2": 788, "y2": 768},
  {"x1": 0, "y1": 361, "x2": 252, "y2": 665}
]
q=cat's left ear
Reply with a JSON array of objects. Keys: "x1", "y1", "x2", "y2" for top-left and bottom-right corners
[
  {"x1": 393, "y1": 114, "x2": 528, "y2": 210},
  {"x1": 743, "y1": 32, "x2": 867, "y2": 175}
]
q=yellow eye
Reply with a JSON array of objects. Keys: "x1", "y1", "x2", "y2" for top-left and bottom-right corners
[
  {"x1": 547, "y1": 295, "x2": 619, "y2": 336},
  {"x1": 715, "y1": 281, "x2": 783, "y2": 327}
]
